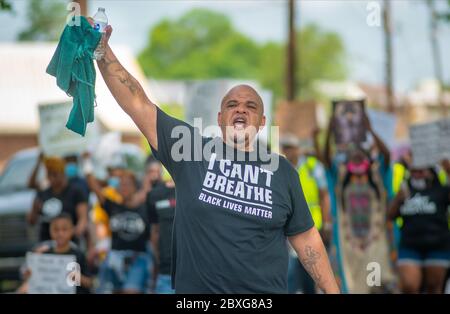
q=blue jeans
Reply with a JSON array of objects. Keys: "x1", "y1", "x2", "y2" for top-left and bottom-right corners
[
  {"x1": 96, "y1": 250, "x2": 151, "y2": 293},
  {"x1": 155, "y1": 274, "x2": 175, "y2": 294},
  {"x1": 398, "y1": 247, "x2": 450, "y2": 267}
]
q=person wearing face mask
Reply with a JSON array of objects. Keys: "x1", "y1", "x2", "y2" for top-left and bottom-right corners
[
  {"x1": 129, "y1": 156, "x2": 164, "y2": 210},
  {"x1": 84, "y1": 168, "x2": 156, "y2": 294},
  {"x1": 82, "y1": 153, "x2": 124, "y2": 267},
  {"x1": 27, "y1": 157, "x2": 89, "y2": 243},
  {"x1": 388, "y1": 165, "x2": 450, "y2": 294},
  {"x1": 63, "y1": 155, "x2": 90, "y2": 196},
  {"x1": 321, "y1": 111, "x2": 397, "y2": 293}
]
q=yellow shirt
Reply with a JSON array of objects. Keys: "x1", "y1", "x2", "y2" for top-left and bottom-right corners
[{"x1": 91, "y1": 186, "x2": 122, "y2": 236}]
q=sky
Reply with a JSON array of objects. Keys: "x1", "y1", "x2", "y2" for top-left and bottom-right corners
[{"x1": 1, "y1": 0, "x2": 449, "y2": 93}]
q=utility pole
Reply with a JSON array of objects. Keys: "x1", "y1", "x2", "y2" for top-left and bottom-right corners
[
  {"x1": 427, "y1": 0, "x2": 446, "y2": 116},
  {"x1": 287, "y1": 0, "x2": 296, "y2": 101},
  {"x1": 383, "y1": 0, "x2": 395, "y2": 113}
]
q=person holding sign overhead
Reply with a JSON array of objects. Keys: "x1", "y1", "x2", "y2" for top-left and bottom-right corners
[{"x1": 322, "y1": 106, "x2": 396, "y2": 293}]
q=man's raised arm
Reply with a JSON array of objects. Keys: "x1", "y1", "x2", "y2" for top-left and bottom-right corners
[{"x1": 92, "y1": 22, "x2": 158, "y2": 150}]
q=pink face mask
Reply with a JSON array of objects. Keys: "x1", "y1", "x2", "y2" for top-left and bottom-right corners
[{"x1": 347, "y1": 159, "x2": 370, "y2": 175}]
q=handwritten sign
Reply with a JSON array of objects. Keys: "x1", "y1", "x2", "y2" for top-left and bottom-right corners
[
  {"x1": 409, "y1": 120, "x2": 450, "y2": 168},
  {"x1": 38, "y1": 102, "x2": 100, "y2": 157},
  {"x1": 27, "y1": 253, "x2": 76, "y2": 294}
]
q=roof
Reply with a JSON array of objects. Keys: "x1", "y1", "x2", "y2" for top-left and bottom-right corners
[{"x1": 0, "y1": 42, "x2": 151, "y2": 134}]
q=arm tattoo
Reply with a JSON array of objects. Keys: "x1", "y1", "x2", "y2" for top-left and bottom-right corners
[
  {"x1": 99, "y1": 55, "x2": 145, "y2": 101},
  {"x1": 301, "y1": 245, "x2": 323, "y2": 284}
]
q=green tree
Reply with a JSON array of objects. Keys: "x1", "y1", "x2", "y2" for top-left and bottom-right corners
[
  {"x1": 257, "y1": 24, "x2": 347, "y2": 100},
  {"x1": 0, "y1": 0, "x2": 12, "y2": 11},
  {"x1": 18, "y1": 0, "x2": 66, "y2": 41},
  {"x1": 138, "y1": 9, "x2": 260, "y2": 80},
  {"x1": 138, "y1": 9, "x2": 347, "y2": 101},
  {"x1": 297, "y1": 24, "x2": 347, "y2": 99}
]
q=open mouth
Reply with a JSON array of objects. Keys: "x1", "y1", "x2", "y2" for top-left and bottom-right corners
[{"x1": 232, "y1": 116, "x2": 247, "y2": 130}]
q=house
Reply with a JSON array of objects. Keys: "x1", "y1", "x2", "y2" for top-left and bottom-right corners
[{"x1": 0, "y1": 42, "x2": 150, "y2": 170}]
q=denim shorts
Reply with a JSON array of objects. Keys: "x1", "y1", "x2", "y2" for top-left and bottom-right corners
[
  {"x1": 96, "y1": 250, "x2": 151, "y2": 293},
  {"x1": 155, "y1": 274, "x2": 175, "y2": 294},
  {"x1": 398, "y1": 247, "x2": 450, "y2": 267}
]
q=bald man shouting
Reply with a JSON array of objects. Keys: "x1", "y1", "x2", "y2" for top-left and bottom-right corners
[{"x1": 94, "y1": 23, "x2": 339, "y2": 294}]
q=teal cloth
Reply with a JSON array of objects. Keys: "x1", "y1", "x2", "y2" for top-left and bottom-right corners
[{"x1": 46, "y1": 16, "x2": 102, "y2": 136}]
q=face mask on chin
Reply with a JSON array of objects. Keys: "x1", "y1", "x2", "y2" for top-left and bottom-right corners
[{"x1": 108, "y1": 176, "x2": 120, "y2": 189}]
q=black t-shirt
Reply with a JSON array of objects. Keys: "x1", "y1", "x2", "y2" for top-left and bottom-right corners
[
  {"x1": 39, "y1": 241, "x2": 91, "y2": 294},
  {"x1": 399, "y1": 181, "x2": 450, "y2": 251},
  {"x1": 36, "y1": 183, "x2": 88, "y2": 241},
  {"x1": 68, "y1": 177, "x2": 90, "y2": 197},
  {"x1": 103, "y1": 199, "x2": 155, "y2": 252},
  {"x1": 150, "y1": 107, "x2": 314, "y2": 293},
  {"x1": 147, "y1": 183, "x2": 176, "y2": 275}
]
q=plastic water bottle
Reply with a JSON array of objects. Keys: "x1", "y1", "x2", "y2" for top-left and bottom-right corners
[{"x1": 93, "y1": 7, "x2": 108, "y2": 60}]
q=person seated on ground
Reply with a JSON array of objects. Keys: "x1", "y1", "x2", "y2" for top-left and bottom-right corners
[{"x1": 17, "y1": 213, "x2": 93, "y2": 294}]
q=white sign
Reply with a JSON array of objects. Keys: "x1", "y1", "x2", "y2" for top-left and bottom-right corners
[
  {"x1": 38, "y1": 102, "x2": 101, "y2": 157},
  {"x1": 27, "y1": 253, "x2": 76, "y2": 294},
  {"x1": 367, "y1": 109, "x2": 397, "y2": 149},
  {"x1": 409, "y1": 119, "x2": 450, "y2": 168},
  {"x1": 91, "y1": 132, "x2": 123, "y2": 180}
]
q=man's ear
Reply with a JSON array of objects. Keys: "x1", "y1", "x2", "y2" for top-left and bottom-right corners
[{"x1": 217, "y1": 112, "x2": 222, "y2": 126}]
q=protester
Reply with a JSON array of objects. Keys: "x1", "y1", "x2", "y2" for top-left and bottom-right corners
[
  {"x1": 84, "y1": 163, "x2": 155, "y2": 294},
  {"x1": 88, "y1": 161, "x2": 124, "y2": 266},
  {"x1": 147, "y1": 177, "x2": 176, "y2": 294},
  {"x1": 322, "y1": 110, "x2": 396, "y2": 293},
  {"x1": 27, "y1": 157, "x2": 89, "y2": 243},
  {"x1": 63, "y1": 154, "x2": 90, "y2": 196},
  {"x1": 281, "y1": 133, "x2": 332, "y2": 294},
  {"x1": 17, "y1": 213, "x2": 93, "y2": 294},
  {"x1": 88, "y1": 18, "x2": 339, "y2": 294},
  {"x1": 388, "y1": 165, "x2": 450, "y2": 293}
]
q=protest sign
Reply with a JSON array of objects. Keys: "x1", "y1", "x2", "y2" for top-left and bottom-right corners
[
  {"x1": 367, "y1": 109, "x2": 397, "y2": 149},
  {"x1": 27, "y1": 253, "x2": 77, "y2": 294},
  {"x1": 38, "y1": 102, "x2": 100, "y2": 157},
  {"x1": 274, "y1": 100, "x2": 317, "y2": 140},
  {"x1": 409, "y1": 119, "x2": 450, "y2": 168},
  {"x1": 332, "y1": 99, "x2": 366, "y2": 145}
]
